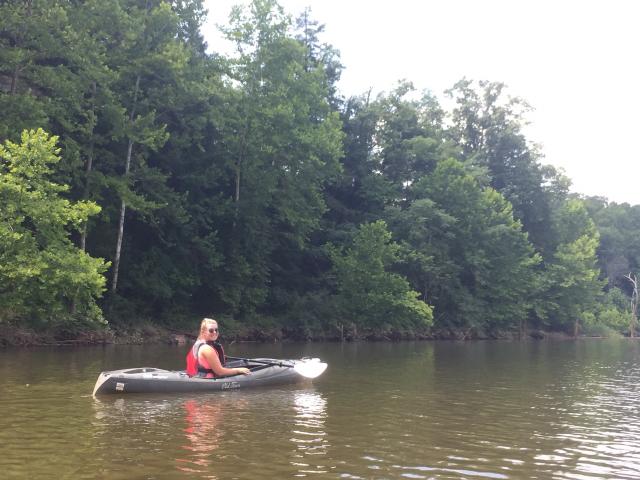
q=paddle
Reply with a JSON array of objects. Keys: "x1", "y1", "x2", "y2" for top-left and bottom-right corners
[{"x1": 226, "y1": 356, "x2": 327, "y2": 379}]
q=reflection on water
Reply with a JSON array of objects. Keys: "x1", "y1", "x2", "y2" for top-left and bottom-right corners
[
  {"x1": 176, "y1": 396, "x2": 248, "y2": 477},
  {"x1": 90, "y1": 389, "x2": 329, "y2": 479},
  {"x1": 532, "y1": 365, "x2": 640, "y2": 480},
  {"x1": 179, "y1": 399, "x2": 224, "y2": 470},
  {"x1": 290, "y1": 391, "x2": 329, "y2": 475},
  {"x1": 2, "y1": 341, "x2": 640, "y2": 479},
  {"x1": 323, "y1": 341, "x2": 640, "y2": 480}
]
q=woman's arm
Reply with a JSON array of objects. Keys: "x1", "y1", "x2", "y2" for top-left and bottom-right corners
[{"x1": 201, "y1": 345, "x2": 250, "y2": 376}]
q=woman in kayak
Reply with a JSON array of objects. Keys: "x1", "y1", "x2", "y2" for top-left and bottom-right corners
[{"x1": 186, "y1": 318, "x2": 251, "y2": 378}]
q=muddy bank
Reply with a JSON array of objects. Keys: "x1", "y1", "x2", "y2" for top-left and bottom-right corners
[
  {"x1": 0, "y1": 323, "x2": 576, "y2": 347},
  {"x1": 0, "y1": 323, "x2": 295, "y2": 347},
  {"x1": 0, "y1": 325, "x2": 188, "y2": 347}
]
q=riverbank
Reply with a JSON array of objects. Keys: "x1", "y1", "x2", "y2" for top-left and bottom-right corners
[
  {"x1": 0, "y1": 324, "x2": 187, "y2": 347},
  {"x1": 0, "y1": 323, "x2": 579, "y2": 347}
]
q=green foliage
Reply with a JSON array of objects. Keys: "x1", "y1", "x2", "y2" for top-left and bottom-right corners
[
  {"x1": 592, "y1": 287, "x2": 634, "y2": 334},
  {"x1": 446, "y1": 79, "x2": 559, "y2": 257},
  {"x1": 208, "y1": 0, "x2": 343, "y2": 315},
  {"x1": 0, "y1": 0, "x2": 623, "y2": 340},
  {"x1": 327, "y1": 221, "x2": 433, "y2": 333},
  {"x1": 596, "y1": 309, "x2": 632, "y2": 333},
  {"x1": 578, "y1": 288, "x2": 631, "y2": 337},
  {"x1": 0, "y1": 129, "x2": 108, "y2": 325},
  {"x1": 395, "y1": 158, "x2": 540, "y2": 332},
  {"x1": 538, "y1": 199, "x2": 605, "y2": 331},
  {"x1": 585, "y1": 197, "x2": 640, "y2": 292}
]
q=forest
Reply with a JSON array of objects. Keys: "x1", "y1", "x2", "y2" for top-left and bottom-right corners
[{"x1": 1, "y1": 0, "x2": 639, "y2": 342}]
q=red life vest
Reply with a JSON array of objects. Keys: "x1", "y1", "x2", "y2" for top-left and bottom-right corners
[{"x1": 185, "y1": 340, "x2": 226, "y2": 377}]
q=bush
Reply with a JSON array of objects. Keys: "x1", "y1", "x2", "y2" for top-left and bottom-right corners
[{"x1": 0, "y1": 129, "x2": 109, "y2": 327}]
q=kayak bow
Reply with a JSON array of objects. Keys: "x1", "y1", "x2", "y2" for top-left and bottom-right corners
[{"x1": 92, "y1": 357, "x2": 327, "y2": 396}]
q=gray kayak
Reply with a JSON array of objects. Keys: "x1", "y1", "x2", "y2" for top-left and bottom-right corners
[{"x1": 92, "y1": 357, "x2": 327, "y2": 396}]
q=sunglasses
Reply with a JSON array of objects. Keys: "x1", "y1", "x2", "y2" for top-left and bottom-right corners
[{"x1": 208, "y1": 328, "x2": 219, "y2": 333}]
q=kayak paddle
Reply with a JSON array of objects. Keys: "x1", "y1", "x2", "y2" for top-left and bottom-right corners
[{"x1": 226, "y1": 356, "x2": 327, "y2": 379}]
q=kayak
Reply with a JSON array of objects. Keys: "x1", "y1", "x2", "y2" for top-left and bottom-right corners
[{"x1": 92, "y1": 357, "x2": 327, "y2": 396}]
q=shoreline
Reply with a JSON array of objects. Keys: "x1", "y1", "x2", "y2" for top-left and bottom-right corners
[{"x1": 0, "y1": 324, "x2": 581, "y2": 347}]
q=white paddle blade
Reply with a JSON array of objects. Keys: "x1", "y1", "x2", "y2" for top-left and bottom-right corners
[{"x1": 294, "y1": 358, "x2": 328, "y2": 379}]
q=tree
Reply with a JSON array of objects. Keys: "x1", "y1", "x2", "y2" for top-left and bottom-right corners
[
  {"x1": 108, "y1": 0, "x2": 177, "y2": 295},
  {"x1": 325, "y1": 92, "x2": 389, "y2": 231},
  {"x1": 294, "y1": 6, "x2": 343, "y2": 108},
  {"x1": 374, "y1": 82, "x2": 450, "y2": 198},
  {"x1": 585, "y1": 197, "x2": 640, "y2": 290},
  {"x1": 624, "y1": 273, "x2": 638, "y2": 337},
  {"x1": 540, "y1": 199, "x2": 604, "y2": 334},
  {"x1": 326, "y1": 220, "x2": 433, "y2": 335},
  {"x1": 446, "y1": 79, "x2": 555, "y2": 256},
  {"x1": 0, "y1": 129, "x2": 108, "y2": 325},
  {"x1": 210, "y1": 0, "x2": 343, "y2": 316},
  {"x1": 325, "y1": 84, "x2": 452, "y2": 239},
  {"x1": 399, "y1": 159, "x2": 540, "y2": 334},
  {"x1": 0, "y1": 0, "x2": 58, "y2": 141}
]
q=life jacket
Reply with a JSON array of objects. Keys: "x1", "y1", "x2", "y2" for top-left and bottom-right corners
[{"x1": 185, "y1": 340, "x2": 226, "y2": 377}]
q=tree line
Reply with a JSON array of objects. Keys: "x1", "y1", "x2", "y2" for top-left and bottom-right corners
[{"x1": 0, "y1": 0, "x2": 637, "y2": 339}]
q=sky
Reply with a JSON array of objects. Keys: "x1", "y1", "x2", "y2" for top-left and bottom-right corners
[{"x1": 203, "y1": 0, "x2": 640, "y2": 205}]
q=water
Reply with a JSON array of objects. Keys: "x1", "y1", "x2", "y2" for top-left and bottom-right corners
[{"x1": 1, "y1": 339, "x2": 640, "y2": 479}]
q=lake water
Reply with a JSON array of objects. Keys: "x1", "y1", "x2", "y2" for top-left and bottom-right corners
[{"x1": 1, "y1": 339, "x2": 640, "y2": 479}]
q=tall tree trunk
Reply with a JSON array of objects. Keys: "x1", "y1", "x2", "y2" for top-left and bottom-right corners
[
  {"x1": 111, "y1": 197, "x2": 127, "y2": 294},
  {"x1": 10, "y1": 1, "x2": 32, "y2": 95},
  {"x1": 232, "y1": 121, "x2": 249, "y2": 234},
  {"x1": 80, "y1": 81, "x2": 97, "y2": 251},
  {"x1": 111, "y1": 74, "x2": 140, "y2": 294},
  {"x1": 73, "y1": 79, "x2": 97, "y2": 313},
  {"x1": 234, "y1": 123, "x2": 249, "y2": 205},
  {"x1": 625, "y1": 273, "x2": 638, "y2": 338},
  {"x1": 234, "y1": 161, "x2": 241, "y2": 202},
  {"x1": 111, "y1": 0, "x2": 153, "y2": 295},
  {"x1": 519, "y1": 317, "x2": 527, "y2": 340},
  {"x1": 10, "y1": 65, "x2": 20, "y2": 95}
]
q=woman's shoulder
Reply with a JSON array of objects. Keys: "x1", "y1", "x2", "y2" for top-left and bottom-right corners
[{"x1": 198, "y1": 342, "x2": 216, "y2": 353}]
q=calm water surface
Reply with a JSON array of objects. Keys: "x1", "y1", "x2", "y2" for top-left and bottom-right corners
[{"x1": 1, "y1": 339, "x2": 640, "y2": 479}]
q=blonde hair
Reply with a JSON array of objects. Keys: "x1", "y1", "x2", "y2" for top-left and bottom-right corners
[{"x1": 199, "y1": 317, "x2": 218, "y2": 335}]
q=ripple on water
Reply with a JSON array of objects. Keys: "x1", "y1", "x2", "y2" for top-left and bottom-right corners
[{"x1": 3, "y1": 341, "x2": 640, "y2": 479}]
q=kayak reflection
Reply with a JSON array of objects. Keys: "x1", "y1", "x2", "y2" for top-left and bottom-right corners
[
  {"x1": 91, "y1": 389, "x2": 328, "y2": 477},
  {"x1": 176, "y1": 396, "x2": 248, "y2": 476}
]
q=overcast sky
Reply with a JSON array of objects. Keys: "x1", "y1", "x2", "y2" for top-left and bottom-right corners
[{"x1": 203, "y1": 0, "x2": 640, "y2": 205}]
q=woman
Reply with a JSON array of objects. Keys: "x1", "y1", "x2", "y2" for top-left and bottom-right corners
[{"x1": 186, "y1": 318, "x2": 251, "y2": 378}]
